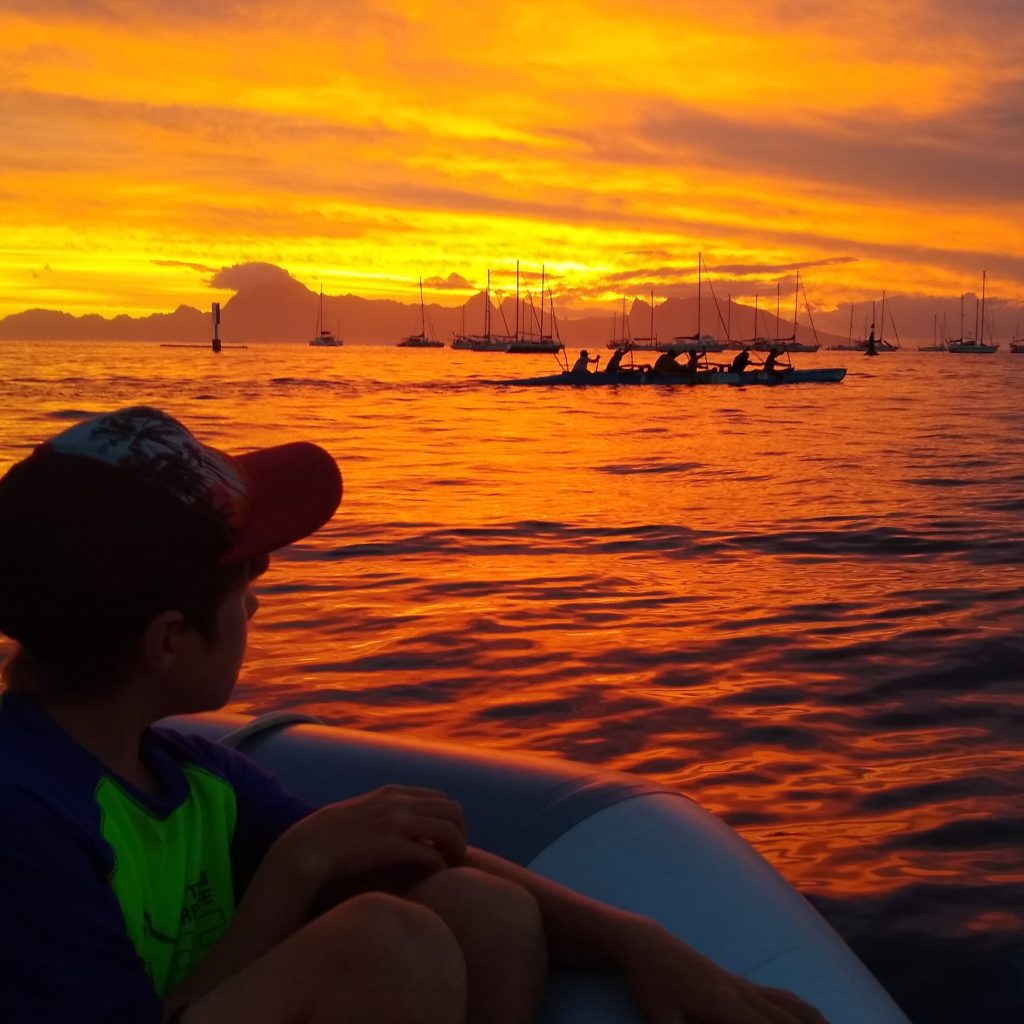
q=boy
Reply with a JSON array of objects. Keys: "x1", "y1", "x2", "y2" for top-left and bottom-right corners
[{"x1": 0, "y1": 406, "x2": 827, "y2": 1024}]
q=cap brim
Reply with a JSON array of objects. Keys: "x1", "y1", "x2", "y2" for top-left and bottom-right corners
[{"x1": 221, "y1": 442, "x2": 342, "y2": 563}]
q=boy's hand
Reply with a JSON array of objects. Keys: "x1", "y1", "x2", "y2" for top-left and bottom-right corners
[
  {"x1": 617, "y1": 918, "x2": 830, "y2": 1024},
  {"x1": 271, "y1": 786, "x2": 467, "y2": 897}
]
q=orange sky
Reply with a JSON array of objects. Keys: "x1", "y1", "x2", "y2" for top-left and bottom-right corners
[{"x1": 2, "y1": 0, "x2": 1023, "y2": 332}]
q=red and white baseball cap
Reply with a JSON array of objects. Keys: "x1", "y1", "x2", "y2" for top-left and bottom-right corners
[{"x1": 26, "y1": 406, "x2": 342, "y2": 563}]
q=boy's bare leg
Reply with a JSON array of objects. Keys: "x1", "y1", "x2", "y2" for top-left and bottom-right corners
[
  {"x1": 183, "y1": 891, "x2": 467, "y2": 1024},
  {"x1": 409, "y1": 867, "x2": 548, "y2": 1024}
]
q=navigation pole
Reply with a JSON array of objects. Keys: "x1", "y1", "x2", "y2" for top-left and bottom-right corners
[{"x1": 211, "y1": 302, "x2": 221, "y2": 353}]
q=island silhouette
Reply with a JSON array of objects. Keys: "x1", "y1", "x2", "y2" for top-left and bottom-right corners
[{"x1": 0, "y1": 261, "x2": 862, "y2": 349}]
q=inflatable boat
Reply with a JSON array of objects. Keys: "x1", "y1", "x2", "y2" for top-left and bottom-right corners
[
  {"x1": 169, "y1": 711, "x2": 910, "y2": 1024},
  {"x1": 491, "y1": 368, "x2": 847, "y2": 387}
]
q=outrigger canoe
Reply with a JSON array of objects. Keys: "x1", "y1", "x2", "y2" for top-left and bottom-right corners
[
  {"x1": 168, "y1": 711, "x2": 910, "y2": 1024},
  {"x1": 493, "y1": 368, "x2": 846, "y2": 387}
]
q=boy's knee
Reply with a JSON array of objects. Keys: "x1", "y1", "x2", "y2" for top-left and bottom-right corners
[
  {"x1": 187, "y1": 895, "x2": 467, "y2": 1024},
  {"x1": 465, "y1": 869, "x2": 543, "y2": 935},
  {"x1": 414, "y1": 867, "x2": 545, "y2": 952},
  {"x1": 321, "y1": 892, "x2": 468, "y2": 1004},
  {"x1": 336, "y1": 890, "x2": 461, "y2": 959}
]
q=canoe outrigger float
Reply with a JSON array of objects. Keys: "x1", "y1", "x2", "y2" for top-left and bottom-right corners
[
  {"x1": 491, "y1": 367, "x2": 847, "y2": 387},
  {"x1": 169, "y1": 711, "x2": 910, "y2": 1024}
]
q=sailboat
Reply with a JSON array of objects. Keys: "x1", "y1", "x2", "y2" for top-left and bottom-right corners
[
  {"x1": 948, "y1": 273, "x2": 999, "y2": 353},
  {"x1": 451, "y1": 271, "x2": 509, "y2": 351},
  {"x1": 398, "y1": 279, "x2": 444, "y2": 348},
  {"x1": 828, "y1": 294, "x2": 898, "y2": 352},
  {"x1": 746, "y1": 295, "x2": 776, "y2": 352},
  {"x1": 308, "y1": 285, "x2": 343, "y2": 347},
  {"x1": 505, "y1": 264, "x2": 563, "y2": 354},
  {"x1": 829, "y1": 306, "x2": 864, "y2": 351},
  {"x1": 918, "y1": 314, "x2": 946, "y2": 352},
  {"x1": 1010, "y1": 320, "x2": 1023, "y2": 354},
  {"x1": 672, "y1": 255, "x2": 728, "y2": 353},
  {"x1": 606, "y1": 297, "x2": 633, "y2": 351},
  {"x1": 629, "y1": 291, "x2": 661, "y2": 351},
  {"x1": 866, "y1": 293, "x2": 899, "y2": 352},
  {"x1": 770, "y1": 272, "x2": 820, "y2": 353}
]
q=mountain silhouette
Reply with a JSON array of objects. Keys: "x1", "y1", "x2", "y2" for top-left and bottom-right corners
[{"x1": 0, "y1": 264, "x2": 849, "y2": 348}]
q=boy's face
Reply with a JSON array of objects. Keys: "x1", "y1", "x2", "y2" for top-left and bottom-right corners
[{"x1": 172, "y1": 578, "x2": 259, "y2": 714}]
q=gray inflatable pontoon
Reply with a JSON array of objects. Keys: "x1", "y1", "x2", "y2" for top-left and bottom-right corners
[{"x1": 168, "y1": 712, "x2": 909, "y2": 1024}]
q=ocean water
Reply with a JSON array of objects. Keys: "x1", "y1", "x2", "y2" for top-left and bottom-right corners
[{"x1": 1, "y1": 340, "x2": 1022, "y2": 1022}]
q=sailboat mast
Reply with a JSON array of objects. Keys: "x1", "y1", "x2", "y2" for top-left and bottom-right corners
[
  {"x1": 980, "y1": 270, "x2": 987, "y2": 343},
  {"x1": 540, "y1": 264, "x2": 545, "y2": 339},
  {"x1": 650, "y1": 289, "x2": 654, "y2": 343},
  {"x1": 419, "y1": 277, "x2": 425, "y2": 337},
  {"x1": 697, "y1": 254, "x2": 702, "y2": 339},
  {"x1": 485, "y1": 269, "x2": 491, "y2": 338},
  {"x1": 792, "y1": 272, "x2": 799, "y2": 341},
  {"x1": 880, "y1": 291, "x2": 887, "y2": 342},
  {"x1": 515, "y1": 261, "x2": 520, "y2": 342}
]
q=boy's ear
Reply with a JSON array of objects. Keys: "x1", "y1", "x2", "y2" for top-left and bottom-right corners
[{"x1": 139, "y1": 610, "x2": 187, "y2": 671}]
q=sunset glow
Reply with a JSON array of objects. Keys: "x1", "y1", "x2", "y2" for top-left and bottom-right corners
[{"x1": 2, "y1": 1, "x2": 1023, "y2": 329}]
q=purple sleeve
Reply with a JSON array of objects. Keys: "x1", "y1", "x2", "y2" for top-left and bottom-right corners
[{"x1": 0, "y1": 785, "x2": 161, "y2": 1024}]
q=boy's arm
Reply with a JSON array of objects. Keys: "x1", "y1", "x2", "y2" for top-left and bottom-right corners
[
  {"x1": 165, "y1": 783, "x2": 465, "y2": 1014},
  {"x1": 162, "y1": 832, "x2": 320, "y2": 1015},
  {"x1": 463, "y1": 847, "x2": 830, "y2": 1024}
]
